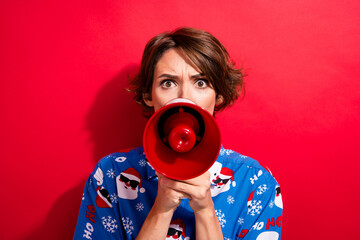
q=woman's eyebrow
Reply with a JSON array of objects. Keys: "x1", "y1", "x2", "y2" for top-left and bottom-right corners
[
  {"x1": 157, "y1": 73, "x2": 205, "y2": 79},
  {"x1": 157, "y1": 73, "x2": 177, "y2": 79},
  {"x1": 191, "y1": 73, "x2": 205, "y2": 79}
]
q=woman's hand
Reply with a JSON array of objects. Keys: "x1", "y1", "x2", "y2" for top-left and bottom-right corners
[
  {"x1": 154, "y1": 172, "x2": 190, "y2": 213},
  {"x1": 156, "y1": 171, "x2": 223, "y2": 240},
  {"x1": 156, "y1": 171, "x2": 213, "y2": 213},
  {"x1": 138, "y1": 171, "x2": 222, "y2": 240}
]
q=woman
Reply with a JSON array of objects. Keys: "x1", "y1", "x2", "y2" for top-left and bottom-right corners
[{"x1": 74, "y1": 27, "x2": 283, "y2": 240}]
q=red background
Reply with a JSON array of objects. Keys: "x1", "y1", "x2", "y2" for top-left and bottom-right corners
[{"x1": 1, "y1": 0, "x2": 359, "y2": 239}]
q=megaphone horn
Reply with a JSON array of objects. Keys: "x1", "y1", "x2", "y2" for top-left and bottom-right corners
[
  {"x1": 160, "y1": 105, "x2": 203, "y2": 152},
  {"x1": 143, "y1": 98, "x2": 221, "y2": 180}
]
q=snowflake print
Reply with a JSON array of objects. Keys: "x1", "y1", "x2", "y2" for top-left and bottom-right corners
[
  {"x1": 227, "y1": 195, "x2": 235, "y2": 204},
  {"x1": 139, "y1": 159, "x2": 147, "y2": 167},
  {"x1": 220, "y1": 149, "x2": 234, "y2": 156},
  {"x1": 110, "y1": 193, "x2": 118, "y2": 203},
  {"x1": 215, "y1": 209, "x2": 226, "y2": 228},
  {"x1": 269, "y1": 200, "x2": 274, "y2": 208},
  {"x1": 82, "y1": 193, "x2": 85, "y2": 201},
  {"x1": 107, "y1": 169, "x2": 116, "y2": 178},
  {"x1": 136, "y1": 202, "x2": 144, "y2": 211},
  {"x1": 256, "y1": 184, "x2": 268, "y2": 195},
  {"x1": 239, "y1": 154, "x2": 247, "y2": 158},
  {"x1": 102, "y1": 216, "x2": 118, "y2": 233},
  {"x1": 248, "y1": 200, "x2": 263, "y2": 216},
  {"x1": 122, "y1": 217, "x2": 134, "y2": 235},
  {"x1": 238, "y1": 218, "x2": 244, "y2": 225}
]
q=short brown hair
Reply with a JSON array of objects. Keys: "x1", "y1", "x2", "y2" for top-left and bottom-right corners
[{"x1": 129, "y1": 27, "x2": 245, "y2": 116}]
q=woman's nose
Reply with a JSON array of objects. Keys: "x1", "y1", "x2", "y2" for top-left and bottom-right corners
[{"x1": 178, "y1": 84, "x2": 192, "y2": 100}]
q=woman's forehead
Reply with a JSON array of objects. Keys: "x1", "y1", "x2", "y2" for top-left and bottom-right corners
[{"x1": 154, "y1": 48, "x2": 202, "y2": 76}]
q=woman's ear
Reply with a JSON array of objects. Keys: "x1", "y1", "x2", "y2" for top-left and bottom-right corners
[
  {"x1": 143, "y1": 93, "x2": 153, "y2": 107},
  {"x1": 215, "y1": 95, "x2": 224, "y2": 106}
]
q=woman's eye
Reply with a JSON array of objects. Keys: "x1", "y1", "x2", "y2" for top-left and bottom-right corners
[
  {"x1": 195, "y1": 79, "x2": 208, "y2": 88},
  {"x1": 161, "y1": 80, "x2": 175, "y2": 88}
]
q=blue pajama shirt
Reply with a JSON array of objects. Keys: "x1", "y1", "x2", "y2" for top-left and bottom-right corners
[{"x1": 74, "y1": 146, "x2": 283, "y2": 240}]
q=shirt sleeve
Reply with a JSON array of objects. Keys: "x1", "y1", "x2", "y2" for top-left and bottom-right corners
[
  {"x1": 238, "y1": 176, "x2": 283, "y2": 240},
  {"x1": 73, "y1": 166, "x2": 124, "y2": 240}
]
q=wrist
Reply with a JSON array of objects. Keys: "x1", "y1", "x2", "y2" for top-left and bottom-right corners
[
  {"x1": 151, "y1": 202, "x2": 177, "y2": 217},
  {"x1": 153, "y1": 196, "x2": 180, "y2": 214},
  {"x1": 193, "y1": 202, "x2": 216, "y2": 216},
  {"x1": 193, "y1": 203, "x2": 223, "y2": 240}
]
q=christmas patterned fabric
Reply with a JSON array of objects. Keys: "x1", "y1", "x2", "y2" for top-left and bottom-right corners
[{"x1": 74, "y1": 146, "x2": 283, "y2": 239}]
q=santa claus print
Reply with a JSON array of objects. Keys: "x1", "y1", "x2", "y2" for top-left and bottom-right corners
[
  {"x1": 247, "y1": 190, "x2": 263, "y2": 216},
  {"x1": 274, "y1": 185, "x2": 283, "y2": 209},
  {"x1": 96, "y1": 186, "x2": 112, "y2": 208},
  {"x1": 166, "y1": 219, "x2": 190, "y2": 240},
  {"x1": 208, "y1": 161, "x2": 222, "y2": 184},
  {"x1": 94, "y1": 167, "x2": 104, "y2": 185},
  {"x1": 247, "y1": 191, "x2": 255, "y2": 209},
  {"x1": 210, "y1": 167, "x2": 236, "y2": 197},
  {"x1": 116, "y1": 167, "x2": 145, "y2": 200}
]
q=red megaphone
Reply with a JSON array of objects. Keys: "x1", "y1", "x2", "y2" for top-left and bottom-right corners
[{"x1": 143, "y1": 98, "x2": 221, "y2": 180}]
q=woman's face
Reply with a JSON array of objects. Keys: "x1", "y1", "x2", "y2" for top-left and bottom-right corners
[{"x1": 144, "y1": 48, "x2": 222, "y2": 115}]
